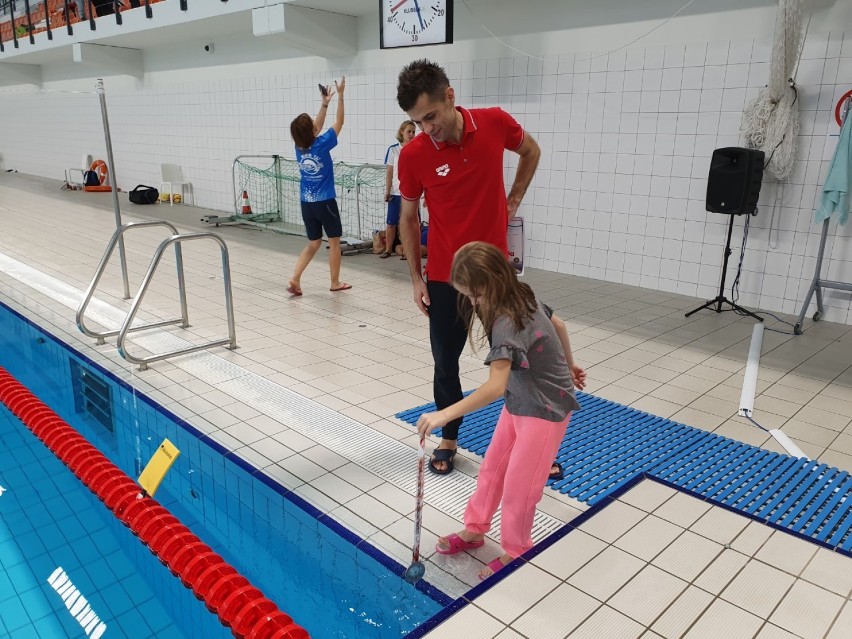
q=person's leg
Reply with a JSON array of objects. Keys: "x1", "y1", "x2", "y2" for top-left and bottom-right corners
[
  {"x1": 384, "y1": 224, "x2": 398, "y2": 255},
  {"x1": 437, "y1": 408, "x2": 517, "y2": 550},
  {"x1": 481, "y1": 414, "x2": 570, "y2": 578},
  {"x1": 383, "y1": 196, "x2": 401, "y2": 256},
  {"x1": 289, "y1": 240, "x2": 322, "y2": 292},
  {"x1": 319, "y1": 200, "x2": 349, "y2": 290},
  {"x1": 426, "y1": 280, "x2": 471, "y2": 473},
  {"x1": 327, "y1": 237, "x2": 345, "y2": 288},
  {"x1": 290, "y1": 202, "x2": 324, "y2": 293}
]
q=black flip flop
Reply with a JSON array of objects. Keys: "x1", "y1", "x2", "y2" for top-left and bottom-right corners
[{"x1": 428, "y1": 449, "x2": 456, "y2": 475}]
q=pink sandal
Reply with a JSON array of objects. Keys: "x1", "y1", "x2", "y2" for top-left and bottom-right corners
[
  {"x1": 435, "y1": 533, "x2": 485, "y2": 555},
  {"x1": 480, "y1": 557, "x2": 508, "y2": 580}
]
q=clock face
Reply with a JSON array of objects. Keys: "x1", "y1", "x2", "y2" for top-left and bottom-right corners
[{"x1": 380, "y1": 0, "x2": 453, "y2": 49}]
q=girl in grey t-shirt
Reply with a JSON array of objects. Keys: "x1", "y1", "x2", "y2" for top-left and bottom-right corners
[{"x1": 417, "y1": 241, "x2": 586, "y2": 580}]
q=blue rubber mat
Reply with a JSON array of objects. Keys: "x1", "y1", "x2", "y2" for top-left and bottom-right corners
[{"x1": 396, "y1": 392, "x2": 852, "y2": 553}]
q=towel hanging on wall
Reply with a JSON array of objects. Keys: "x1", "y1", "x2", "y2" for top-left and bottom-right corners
[{"x1": 815, "y1": 101, "x2": 852, "y2": 226}]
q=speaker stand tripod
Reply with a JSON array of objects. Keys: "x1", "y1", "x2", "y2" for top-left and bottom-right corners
[{"x1": 685, "y1": 214, "x2": 763, "y2": 322}]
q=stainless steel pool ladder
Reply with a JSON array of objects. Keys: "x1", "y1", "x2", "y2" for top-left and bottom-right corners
[{"x1": 77, "y1": 221, "x2": 237, "y2": 370}]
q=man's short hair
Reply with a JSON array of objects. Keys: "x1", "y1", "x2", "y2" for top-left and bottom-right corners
[{"x1": 396, "y1": 59, "x2": 450, "y2": 112}]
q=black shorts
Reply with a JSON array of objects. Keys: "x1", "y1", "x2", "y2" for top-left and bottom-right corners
[{"x1": 300, "y1": 199, "x2": 342, "y2": 240}]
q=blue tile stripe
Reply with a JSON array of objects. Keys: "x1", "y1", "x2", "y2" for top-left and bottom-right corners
[{"x1": 395, "y1": 391, "x2": 852, "y2": 552}]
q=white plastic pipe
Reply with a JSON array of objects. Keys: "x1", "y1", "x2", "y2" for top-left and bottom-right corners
[
  {"x1": 738, "y1": 322, "x2": 808, "y2": 459},
  {"x1": 739, "y1": 323, "x2": 764, "y2": 417},
  {"x1": 769, "y1": 429, "x2": 808, "y2": 459}
]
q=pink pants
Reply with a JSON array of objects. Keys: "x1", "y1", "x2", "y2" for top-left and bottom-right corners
[{"x1": 464, "y1": 407, "x2": 571, "y2": 558}]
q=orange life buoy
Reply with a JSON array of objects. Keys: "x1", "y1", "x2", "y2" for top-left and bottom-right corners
[{"x1": 90, "y1": 159, "x2": 108, "y2": 185}]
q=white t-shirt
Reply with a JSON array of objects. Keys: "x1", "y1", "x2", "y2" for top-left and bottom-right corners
[{"x1": 384, "y1": 143, "x2": 401, "y2": 196}]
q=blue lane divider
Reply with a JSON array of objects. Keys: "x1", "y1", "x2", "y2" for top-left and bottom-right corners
[{"x1": 396, "y1": 391, "x2": 852, "y2": 552}]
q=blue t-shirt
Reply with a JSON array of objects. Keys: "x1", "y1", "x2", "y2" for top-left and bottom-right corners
[{"x1": 296, "y1": 128, "x2": 337, "y2": 202}]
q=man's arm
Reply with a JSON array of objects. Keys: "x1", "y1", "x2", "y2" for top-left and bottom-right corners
[
  {"x1": 400, "y1": 197, "x2": 429, "y2": 315},
  {"x1": 506, "y1": 132, "x2": 541, "y2": 217},
  {"x1": 400, "y1": 197, "x2": 422, "y2": 279}
]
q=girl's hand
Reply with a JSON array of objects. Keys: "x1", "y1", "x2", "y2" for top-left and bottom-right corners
[
  {"x1": 321, "y1": 86, "x2": 334, "y2": 106},
  {"x1": 570, "y1": 364, "x2": 586, "y2": 391},
  {"x1": 417, "y1": 411, "x2": 448, "y2": 438},
  {"x1": 335, "y1": 75, "x2": 346, "y2": 96}
]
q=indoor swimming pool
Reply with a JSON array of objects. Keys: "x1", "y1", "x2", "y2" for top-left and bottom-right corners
[{"x1": 0, "y1": 299, "x2": 448, "y2": 638}]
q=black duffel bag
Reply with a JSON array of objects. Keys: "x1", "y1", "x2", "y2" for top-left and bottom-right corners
[{"x1": 129, "y1": 185, "x2": 159, "y2": 205}]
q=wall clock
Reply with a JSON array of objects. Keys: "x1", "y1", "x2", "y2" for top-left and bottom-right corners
[{"x1": 380, "y1": 0, "x2": 453, "y2": 49}]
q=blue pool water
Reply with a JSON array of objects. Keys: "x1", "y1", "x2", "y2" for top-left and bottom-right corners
[
  {"x1": 0, "y1": 299, "x2": 447, "y2": 638},
  {"x1": 0, "y1": 403, "x2": 191, "y2": 639}
]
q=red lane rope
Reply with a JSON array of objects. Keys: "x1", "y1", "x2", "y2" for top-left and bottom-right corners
[{"x1": 0, "y1": 366, "x2": 309, "y2": 639}]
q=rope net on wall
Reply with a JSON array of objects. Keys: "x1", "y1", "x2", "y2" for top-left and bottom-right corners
[{"x1": 740, "y1": 0, "x2": 806, "y2": 180}]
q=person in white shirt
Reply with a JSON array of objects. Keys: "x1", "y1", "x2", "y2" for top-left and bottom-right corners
[{"x1": 380, "y1": 120, "x2": 417, "y2": 258}]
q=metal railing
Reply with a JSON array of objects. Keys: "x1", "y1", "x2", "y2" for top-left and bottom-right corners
[
  {"x1": 77, "y1": 221, "x2": 237, "y2": 371},
  {"x1": 117, "y1": 231, "x2": 237, "y2": 371},
  {"x1": 76, "y1": 220, "x2": 188, "y2": 344},
  {"x1": 0, "y1": 0, "x2": 204, "y2": 53}
]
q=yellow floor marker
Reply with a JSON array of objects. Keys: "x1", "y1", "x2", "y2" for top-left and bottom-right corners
[{"x1": 137, "y1": 439, "x2": 180, "y2": 497}]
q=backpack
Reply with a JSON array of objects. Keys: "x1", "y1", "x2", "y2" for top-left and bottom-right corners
[{"x1": 84, "y1": 170, "x2": 100, "y2": 187}]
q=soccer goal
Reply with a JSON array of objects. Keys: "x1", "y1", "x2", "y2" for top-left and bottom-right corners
[{"x1": 224, "y1": 155, "x2": 386, "y2": 242}]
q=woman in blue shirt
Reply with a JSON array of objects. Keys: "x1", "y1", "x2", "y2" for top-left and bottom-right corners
[{"x1": 287, "y1": 76, "x2": 351, "y2": 296}]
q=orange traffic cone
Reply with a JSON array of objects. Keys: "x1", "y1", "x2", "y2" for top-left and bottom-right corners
[{"x1": 241, "y1": 190, "x2": 253, "y2": 215}]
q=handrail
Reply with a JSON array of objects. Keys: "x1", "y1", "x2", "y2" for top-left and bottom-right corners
[
  {"x1": 117, "y1": 232, "x2": 237, "y2": 370},
  {"x1": 77, "y1": 220, "x2": 188, "y2": 345}
]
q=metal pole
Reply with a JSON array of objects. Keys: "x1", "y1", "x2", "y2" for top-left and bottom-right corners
[
  {"x1": 96, "y1": 78, "x2": 130, "y2": 299},
  {"x1": 274, "y1": 154, "x2": 282, "y2": 216}
]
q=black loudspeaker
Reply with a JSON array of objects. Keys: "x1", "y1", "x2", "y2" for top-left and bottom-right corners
[{"x1": 706, "y1": 147, "x2": 765, "y2": 215}]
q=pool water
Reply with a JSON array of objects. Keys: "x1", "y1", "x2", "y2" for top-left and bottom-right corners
[
  {"x1": 0, "y1": 403, "x2": 193, "y2": 639},
  {"x1": 0, "y1": 299, "x2": 447, "y2": 638}
]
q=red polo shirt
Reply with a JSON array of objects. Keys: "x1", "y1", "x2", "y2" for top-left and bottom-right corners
[{"x1": 398, "y1": 106, "x2": 524, "y2": 282}]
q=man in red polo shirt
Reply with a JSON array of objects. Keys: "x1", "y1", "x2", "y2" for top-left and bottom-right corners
[{"x1": 397, "y1": 59, "x2": 541, "y2": 474}]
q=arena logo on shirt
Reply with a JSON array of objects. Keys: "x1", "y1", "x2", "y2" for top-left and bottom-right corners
[
  {"x1": 435, "y1": 163, "x2": 450, "y2": 177},
  {"x1": 299, "y1": 154, "x2": 324, "y2": 176},
  {"x1": 0, "y1": 484, "x2": 5, "y2": 497}
]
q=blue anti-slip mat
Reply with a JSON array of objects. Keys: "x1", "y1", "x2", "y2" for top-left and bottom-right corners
[{"x1": 396, "y1": 392, "x2": 852, "y2": 553}]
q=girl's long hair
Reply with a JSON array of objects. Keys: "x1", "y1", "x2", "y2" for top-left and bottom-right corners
[
  {"x1": 450, "y1": 241, "x2": 537, "y2": 350},
  {"x1": 290, "y1": 113, "x2": 315, "y2": 150}
]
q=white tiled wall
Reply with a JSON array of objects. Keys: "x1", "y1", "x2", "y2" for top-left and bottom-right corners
[{"x1": 1, "y1": 31, "x2": 851, "y2": 324}]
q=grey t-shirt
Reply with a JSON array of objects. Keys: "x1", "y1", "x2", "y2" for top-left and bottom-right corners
[{"x1": 484, "y1": 302, "x2": 580, "y2": 421}]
